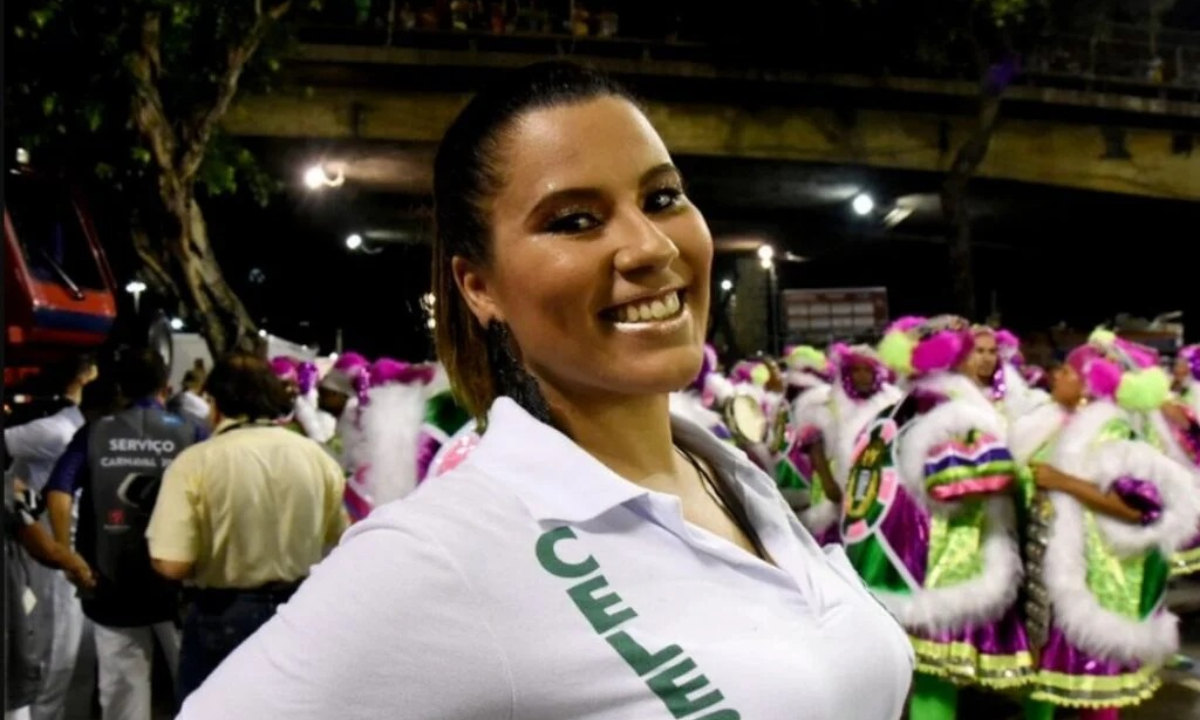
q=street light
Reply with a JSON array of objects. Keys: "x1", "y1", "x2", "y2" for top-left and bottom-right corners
[
  {"x1": 345, "y1": 233, "x2": 363, "y2": 251},
  {"x1": 720, "y1": 279, "x2": 733, "y2": 292},
  {"x1": 852, "y1": 193, "x2": 875, "y2": 216},
  {"x1": 169, "y1": 317, "x2": 184, "y2": 331},
  {"x1": 757, "y1": 244, "x2": 775, "y2": 270},
  {"x1": 304, "y1": 163, "x2": 345, "y2": 190},
  {"x1": 125, "y1": 280, "x2": 147, "y2": 314}
]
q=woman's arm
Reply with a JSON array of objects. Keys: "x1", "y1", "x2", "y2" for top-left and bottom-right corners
[
  {"x1": 1031, "y1": 463, "x2": 1145, "y2": 524},
  {"x1": 178, "y1": 519, "x2": 513, "y2": 720}
]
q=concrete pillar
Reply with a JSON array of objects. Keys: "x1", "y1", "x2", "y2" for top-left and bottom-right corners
[{"x1": 733, "y1": 257, "x2": 770, "y2": 357}]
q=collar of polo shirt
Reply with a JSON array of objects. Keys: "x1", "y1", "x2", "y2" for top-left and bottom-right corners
[{"x1": 472, "y1": 397, "x2": 775, "y2": 524}]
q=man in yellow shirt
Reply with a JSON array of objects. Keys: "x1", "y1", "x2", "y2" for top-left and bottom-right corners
[{"x1": 146, "y1": 353, "x2": 349, "y2": 706}]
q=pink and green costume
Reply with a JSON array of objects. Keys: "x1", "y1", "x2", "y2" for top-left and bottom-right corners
[{"x1": 845, "y1": 316, "x2": 1034, "y2": 720}]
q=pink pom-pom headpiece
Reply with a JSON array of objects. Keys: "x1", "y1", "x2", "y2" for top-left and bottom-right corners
[
  {"x1": 1066, "y1": 332, "x2": 1159, "y2": 401},
  {"x1": 269, "y1": 356, "x2": 299, "y2": 384},
  {"x1": 367, "y1": 358, "x2": 436, "y2": 390}
]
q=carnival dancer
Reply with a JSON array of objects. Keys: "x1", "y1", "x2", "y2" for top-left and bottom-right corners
[
  {"x1": 774, "y1": 346, "x2": 833, "y2": 513},
  {"x1": 343, "y1": 358, "x2": 437, "y2": 521},
  {"x1": 796, "y1": 343, "x2": 903, "y2": 544},
  {"x1": 318, "y1": 352, "x2": 370, "y2": 473},
  {"x1": 1173, "y1": 344, "x2": 1200, "y2": 417},
  {"x1": 730, "y1": 358, "x2": 793, "y2": 472},
  {"x1": 1132, "y1": 344, "x2": 1200, "y2": 578},
  {"x1": 970, "y1": 326, "x2": 1049, "y2": 425},
  {"x1": 1013, "y1": 331, "x2": 1199, "y2": 719},
  {"x1": 845, "y1": 315, "x2": 1034, "y2": 719},
  {"x1": 667, "y1": 344, "x2": 736, "y2": 445}
]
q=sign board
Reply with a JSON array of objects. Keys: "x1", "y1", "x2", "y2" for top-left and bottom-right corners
[{"x1": 781, "y1": 287, "x2": 889, "y2": 344}]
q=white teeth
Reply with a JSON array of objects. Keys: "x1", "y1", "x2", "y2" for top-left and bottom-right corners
[{"x1": 613, "y1": 291, "x2": 683, "y2": 324}]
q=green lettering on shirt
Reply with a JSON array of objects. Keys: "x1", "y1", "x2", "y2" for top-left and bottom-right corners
[
  {"x1": 536, "y1": 526, "x2": 600, "y2": 579},
  {"x1": 567, "y1": 575, "x2": 638, "y2": 634},
  {"x1": 537, "y1": 528, "x2": 742, "y2": 720}
]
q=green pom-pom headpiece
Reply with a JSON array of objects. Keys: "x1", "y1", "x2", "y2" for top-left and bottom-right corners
[
  {"x1": 787, "y1": 345, "x2": 827, "y2": 371},
  {"x1": 878, "y1": 330, "x2": 916, "y2": 376},
  {"x1": 1115, "y1": 366, "x2": 1171, "y2": 412},
  {"x1": 1089, "y1": 327, "x2": 1117, "y2": 347},
  {"x1": 750, "y1": 363, "x2": 771, "y2": 387}
]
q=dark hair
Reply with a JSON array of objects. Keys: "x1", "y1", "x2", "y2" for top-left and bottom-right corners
[
  {"x1": 432, "y1": 61, "x2": 634, "y2": 425},
  {"x1": 115, "y1": 348, "x2": 168, "y2": 401},
  {"x1": 203, "y1": 353, "x2": 291, "y2": 421}
]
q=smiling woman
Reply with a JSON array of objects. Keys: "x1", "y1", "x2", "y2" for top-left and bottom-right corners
[{"x1": 177, "y1": 62, "x2": 914, "y2": 720}]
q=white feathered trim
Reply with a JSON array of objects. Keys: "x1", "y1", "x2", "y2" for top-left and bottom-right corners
[
  {"x1": 799, "y1": 498, "x2": 839, "y2": 536},
  {"x1": 669, "y1": 392, "x2": 725, "y2": 434},
  {"x1": 1053, "y1": 402, "x2": 1200, "y2": 557},
  {"x1": 1009, "y1": 402, "x2": 1069, "y2": 466},
  {"x1": 913, "y1": 372, "x2": 997, "y2": 415},
  {"x1": 831, "y1": 383, "x2": 903, "y2": 488},
  {"x1": 1042, "y1": 490, "x2": 1181, "y2": 665},
  {"x1": 792, "y1": 384, "x2": 834, "y2": 443},
  {"x1": 1144, "y1": 410, "x2": 1200, "y2": 473},
  {"x1": 876, "y1": 498, "x2": 1023, "y2": 634},
  {"x1": 896, "y1": 398, "x2": 1008, "y2": 501},
  {"x1": 294, "y1": 392, "x2": 335, "y2": 443},
  {"x1": 704, "y1": 374, "x2": 736, "y2": 406},
  {"x1": 999, "y1": 363, "x2": 1051, "y2": 424},
  {"x1": 357, "y1": 382, "x2": 429, "y2": 507}
]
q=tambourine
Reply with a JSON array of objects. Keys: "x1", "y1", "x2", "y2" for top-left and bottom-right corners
[{"x1": 724, "y1": 393, "x2": 767, "y2": 448}]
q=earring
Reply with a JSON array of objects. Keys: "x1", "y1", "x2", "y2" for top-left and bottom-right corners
[{"x1": 485, "y1": 321, "x2": 554, "y2": 426}]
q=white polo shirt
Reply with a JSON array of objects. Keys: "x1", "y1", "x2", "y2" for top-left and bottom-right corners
[{"x1": 179, "y1": 398, "x2": 913, "y2": 720}]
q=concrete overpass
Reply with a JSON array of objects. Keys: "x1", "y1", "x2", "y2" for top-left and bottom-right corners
[{"x1": 223, "y1": 41, "x2": 1200, "y2": 201}]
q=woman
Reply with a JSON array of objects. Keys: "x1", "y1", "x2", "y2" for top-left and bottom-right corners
[
  {"x1": 1014, "y1": 332, "x2": 1199, "y2": 718},
  {"x1": 795, "y1": 343, "x2": 902, "y2": 544},
  {"x1": 850, "y1": 315, "x2": 1033, "y2": 720},
  {"x1": 177, "y1": 61, "x2": 913, "y2": 720}
]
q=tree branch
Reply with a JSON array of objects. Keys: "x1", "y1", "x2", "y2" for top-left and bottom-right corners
[
  {"x1": 127, "y1": 11, "x2": 178, "y2": 175},
  {"x1": 179, "y1": 0, "x2": 293, "y2": 180}
]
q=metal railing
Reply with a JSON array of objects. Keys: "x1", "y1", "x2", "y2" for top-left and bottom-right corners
[{"x1": 294, "y1": 19, "x2": 1200, "y2": 96}]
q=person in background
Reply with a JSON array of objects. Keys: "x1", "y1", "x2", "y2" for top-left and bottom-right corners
[
  {"x1": 167, "y1": 370, "x2": 211, "y2": 432},
  {"x1": 44, "y1": 349, "x2": 206, "y2": 720},
  {"x1": 147, "y1": 353, "x2": 349, "y2": 703},
  {"x1": 4, "y1": 472, "x2": 96, "y2": 720},
  {"x1": 4, "y1": 353, "x2": 98, "y2": 720}
]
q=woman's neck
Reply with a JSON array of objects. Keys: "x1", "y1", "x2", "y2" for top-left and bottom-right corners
[{"x1": 539, "y1": 384, "x2": 684, "y2": 491}]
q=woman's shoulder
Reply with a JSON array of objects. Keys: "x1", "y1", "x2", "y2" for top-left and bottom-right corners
[{"x1": 354, "y1": 461, "x2": 533, "y2": 556}]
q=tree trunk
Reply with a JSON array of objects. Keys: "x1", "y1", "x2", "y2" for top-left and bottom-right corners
[
  {"x1": 940, "y1": 91, "x2": 1002, "y2": 320},
  {"x1": 134, "y1": 178, "x2": 256, "y2": 356}
]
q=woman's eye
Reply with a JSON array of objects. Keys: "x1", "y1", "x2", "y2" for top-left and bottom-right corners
[
  {"x1": 644, "y1": 188, "x2": 686, "y2": 213},
  {"x1": 545, "y1": 212, "x2": 601, "y2": 234}
]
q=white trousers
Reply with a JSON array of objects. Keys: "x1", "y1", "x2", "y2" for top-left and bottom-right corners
[
  {"x1": 29, "y1": 574, "x2": 85, "y2": 720},
  {"x1": 5, "y1": 708, "x2": 32, "y2": 720},
  {"x1": 93, "y1": 622, "x2": 180, "y2": 720}
]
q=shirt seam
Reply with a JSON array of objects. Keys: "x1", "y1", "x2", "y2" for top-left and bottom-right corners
[{"x1": 413, "y1": 523, "x2": 518, "y2": 720}]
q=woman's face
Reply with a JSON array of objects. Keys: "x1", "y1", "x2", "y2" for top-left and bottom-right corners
[
  {"x1": 848, "y1": 361, "x2": 876, "y2": 395},
  {"x1": 1050, "y1": 364, "x2": 1084, "y2": 408},
  {"x1": 456, "y1": 96, "x2": 713, "y2": 403}
]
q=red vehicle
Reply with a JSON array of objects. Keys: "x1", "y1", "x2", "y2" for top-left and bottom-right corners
[{"x1": 4, "y1": 169, "x2": 118, "y2": 392}]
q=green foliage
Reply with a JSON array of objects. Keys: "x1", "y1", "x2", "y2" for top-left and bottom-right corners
[{"x1": 5, "y1": 0, "x2": 316, "y2": 200}]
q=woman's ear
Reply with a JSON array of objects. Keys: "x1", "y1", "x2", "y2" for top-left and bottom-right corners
[{"x1": 452, "y1": 256, "x2": 503, "y2": 326}]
